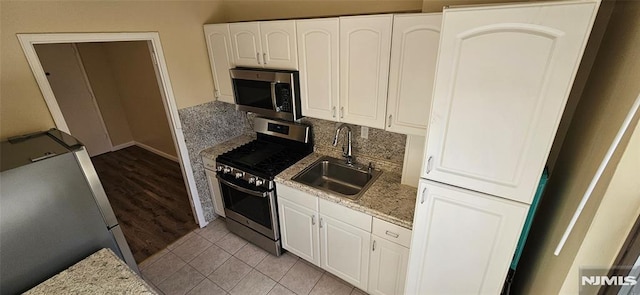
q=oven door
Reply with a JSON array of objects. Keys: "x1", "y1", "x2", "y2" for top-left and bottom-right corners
[{"x1": 216, "y1": 174, "x2": 279, "y2": 240}]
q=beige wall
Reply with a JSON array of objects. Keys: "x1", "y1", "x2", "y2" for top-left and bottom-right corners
[
  {"x1": 101, "y1": 41, "x2": 177, "y2": 157},
  {"x1": 515, "y1": 1, "x2": 640, "y2": 294},
  {"x1": 560, "y1": 118, "x2": 640, "y2": 294},
  {"x1": 421, "y1": 0, "x2": 530, "y2": 13},
  {"x1": 77, "y1": 43, "x2": 134, "y2": 146},
  {"x1": 0, "y1": 0, "x2": 225, "y2": 140},
  {"x1": 221, "y1": 0, "x2": 422, "y2": 22}
]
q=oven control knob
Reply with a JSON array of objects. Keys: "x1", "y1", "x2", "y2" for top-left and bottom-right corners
[
  {"x1": 248, "y1": 177, "x2": 256, "y2": 184},
  {"x1": 223, "y1": 167, "x2": 232, "y2": 174},
  {"x1": 255, "y1": 179, "x2": 264, "y2": 186},
  {"x1": 235, "y1": 172, "x2": 244, "y2": 179},
  {"x1": 216, "y1": 166, "x2": 224, "y2": 172}
]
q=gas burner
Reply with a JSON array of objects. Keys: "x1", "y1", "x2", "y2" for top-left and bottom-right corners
[{"x1": 217, "y1": 138, "x2": 311, "y2": 180}]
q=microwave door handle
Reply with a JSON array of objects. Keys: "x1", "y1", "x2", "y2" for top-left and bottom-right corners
[
  {"x1": 216, "y1": 175, "x2": 268, "y2": 198},
  {"x1": 270, "y1": 82, "x2": 280, "y2": 112}
]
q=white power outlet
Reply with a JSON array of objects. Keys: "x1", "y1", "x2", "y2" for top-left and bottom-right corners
[{"x1": 361, "y1": 126, "x2": 369, "y2": 139}]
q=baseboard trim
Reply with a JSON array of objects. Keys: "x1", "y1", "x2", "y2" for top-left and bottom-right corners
[
  {"x1": 112, "y1": 141, "x2": 135, "y2": 151},
  {"x1": 134, "y1": 141, "x2": 179, "y2": 162}
]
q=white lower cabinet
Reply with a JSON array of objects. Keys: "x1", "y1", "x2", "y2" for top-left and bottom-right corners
[
  {"x1": 203, "y1": 158, "x2": 225, "y2": 217},
  {"x1": 368, "y1": 236, "x2": 409, "y2": 295},
  {"x1": 278, "y1": 197, "x2": 320, "y2": 266},
  {"x1": 278, "y1": 184, "x2": 412, "y2": 293},
  {"x1": 320, "y1": 214, "x2": 370, "y2": 290}
]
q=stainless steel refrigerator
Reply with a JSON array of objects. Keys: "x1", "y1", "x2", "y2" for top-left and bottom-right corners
[{"x1": 0, "y1": 129, "x2": 138, "y2": 294}]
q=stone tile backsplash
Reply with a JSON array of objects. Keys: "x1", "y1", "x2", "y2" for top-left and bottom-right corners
[
  {"x1": 178, "y1": 101, "x2": 251, "y2": 222},
  {"x1": 300, "y1": 117, "x2": 406, "y2": 170}
]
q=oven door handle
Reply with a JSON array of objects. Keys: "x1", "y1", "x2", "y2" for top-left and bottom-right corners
[{"x1": 217, "y1": 175, "x2": 269, "y2": 198}]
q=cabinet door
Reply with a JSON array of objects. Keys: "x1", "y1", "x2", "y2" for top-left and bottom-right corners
[
  {"x1": 422, "y1": 1, "x2": 599, "y2": 203},
  {"x1": 278, "y1": 197, "x2": 320, "y2": 266},
  {"x1": 204, "y1": 169, "x2": 225, "y2": 217},
  {"x1": 204, "y1": 24, "x2": 235, "y2": 104},
  {"x1": 320, "y1": 215, "x2": 370, "y2": 290},
  {"x1": 229, "y1": 22, "x2": 262, "y2": 67},
  {"x1": 405, "y1": 180, "x2": 528, "y2": 295},
  {"x1": 297, "y1": 18, "x2": 339, "y2": 121},
  {"x1": 339, "y1": 15, "x2": 392, "y2": 129},
  {"x1": 368, "y1": 236, "x2": 409, "y2": 295},
  {"x1": 386, "y1": 13, "x2": 441, "y2": 135},
  {"x1": 260, "y1": 20, "x2": 298, "y2": 70}
]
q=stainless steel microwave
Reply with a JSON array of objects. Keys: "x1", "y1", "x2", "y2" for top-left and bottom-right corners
[{"x1": 230, "y1": 68, "x2": 303, "y2": 121}]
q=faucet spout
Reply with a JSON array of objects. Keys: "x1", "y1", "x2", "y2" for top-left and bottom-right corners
[{"x1": 333, "y1": 124, "x2": 354, "y2": 165}]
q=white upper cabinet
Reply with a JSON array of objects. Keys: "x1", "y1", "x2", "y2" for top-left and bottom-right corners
[
  {"x1": 385, "y1": 13, "x2": 442, "y2": 135},
  {"x1": 422, "y1": 1, "x2": 599, "y2": 204},
  {"x1": 260, "y1": 21, "x2": 298, "y2": 70},
  {"x1": 405, "y1": 180, "x2": 528, "y2": 295},
  {"x1": 339, "y1": 15, "x2": 393, "y2": 129},
  {"x1": 229, "y1": 20, "x2": 298, "y2": 70},
  {"x1": 229, "y1": 22, "x2": 262, "y2": 67},
  {"x1": 204, "y1": 24, "x2": 236, "y2": 104},
  {"x1": 296, "y1": 18, "x2": 340, "y2": 121}
]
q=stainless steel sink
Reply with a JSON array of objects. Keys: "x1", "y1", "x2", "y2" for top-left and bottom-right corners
[{"x1": 292, "y1": 156, "x2": 382, "y2": 200}]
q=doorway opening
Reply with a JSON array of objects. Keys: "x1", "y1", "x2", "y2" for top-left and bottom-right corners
[{"x1": 19, "y1": 33, "x2": 206, "y2": 262}]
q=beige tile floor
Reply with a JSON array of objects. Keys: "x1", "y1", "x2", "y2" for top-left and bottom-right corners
[{"x1": 139, "y1": 218, "x2": 367, "y2": 295}]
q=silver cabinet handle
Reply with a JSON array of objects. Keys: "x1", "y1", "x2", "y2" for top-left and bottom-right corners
[
  {"x1": 372, "y1": 240, "x2": 377, "y2": 251},
  {"x1": 340, "y1": 107, "x2": 344, "y2": 118},
  {"x1": 426, "y1": 156, "x2": 433, "y2": 174},
  {"x1": 388, "y1": 114, "x2": 392, "y2": 128},
  {"x1": 385, "y1": 231, "x2": 399, "y2": 238},
  {"x1": 312, "y1": 215, "x2": 316, "y2": 225},
  {"x1": 256, "y1": 52, "x2": 261, "y2": 64},
  {"x1": 319, "y1": 217, "x2": 324, "y2": 228},
  {"x1": 420, "y1": 187, "x2": 427, "y2": 204},
  {"x1": 263, "y1": 53, "x2": 267, "y2": 65},
  {"x1": 332, "y1": 106, "x2": 336, "y2": 118}
]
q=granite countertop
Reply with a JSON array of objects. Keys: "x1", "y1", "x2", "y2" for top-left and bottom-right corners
[
  {"x1": 200, "y1": 133, "x2": 256, "y2": 160},
  {"x1": 25, "y1": 248, "x2": 156, "y2": 295},
  {"x1": 276, "y1": 153, "x2": 417, "y2": 229},
  {"x1": 201, "y1": 135, "x2": 417, "y2": 229}
]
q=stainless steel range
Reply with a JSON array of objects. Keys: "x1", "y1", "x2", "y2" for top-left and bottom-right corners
[{"x1": 215, "y1": 117, "x2": 312, "y2": 255}]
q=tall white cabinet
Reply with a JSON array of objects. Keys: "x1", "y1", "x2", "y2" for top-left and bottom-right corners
[
  {"x1": 421, "y1": 1, "x2": 600, "y2": 205},
  {"x1": 407, "y1": 1, "x2": 600, "y2": 294},
  {"x1": 407, "y1": 180, "x2": 528, "y2": 294},
  {"x1": 203, "y1": 24, "x2": 235, "y2": 104}
]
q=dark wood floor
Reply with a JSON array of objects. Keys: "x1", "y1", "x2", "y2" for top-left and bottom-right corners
[{"x1": 91, "y1": 146, "x2": 197, "y2": 263}]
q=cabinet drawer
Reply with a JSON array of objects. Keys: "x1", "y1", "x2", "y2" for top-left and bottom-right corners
[
  {"x1": 277, "y1": 184, "x2": 318, "y2": 211},
  {"x1": 372, "y1": 218, "x2": 412, "y2": 248},
  {"x1": 203, "y1": 157, "x2": 216, "y2": 171},
  {"x1": 319, "y1": 198, "x2": 371, "y2": 232}
]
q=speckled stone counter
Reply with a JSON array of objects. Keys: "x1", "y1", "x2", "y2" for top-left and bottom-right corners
[
  {"x1": 276, "y1": 153, "x2": 417, "y2": 229},
  {"x1": 200, "y1": 134, "x2": 256, "y2": 161},
  {"x1": 25, "y1": 249, "x2": 156, "y2": 295}
]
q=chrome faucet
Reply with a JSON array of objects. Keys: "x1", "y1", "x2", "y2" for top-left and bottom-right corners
[{"x1": 333, "y1": 123, "x2": 354, "y2": 165}]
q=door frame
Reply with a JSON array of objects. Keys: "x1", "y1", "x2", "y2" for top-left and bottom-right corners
[{"x1": 18, "y1": 32, "x2": 207, "y2": 227}]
